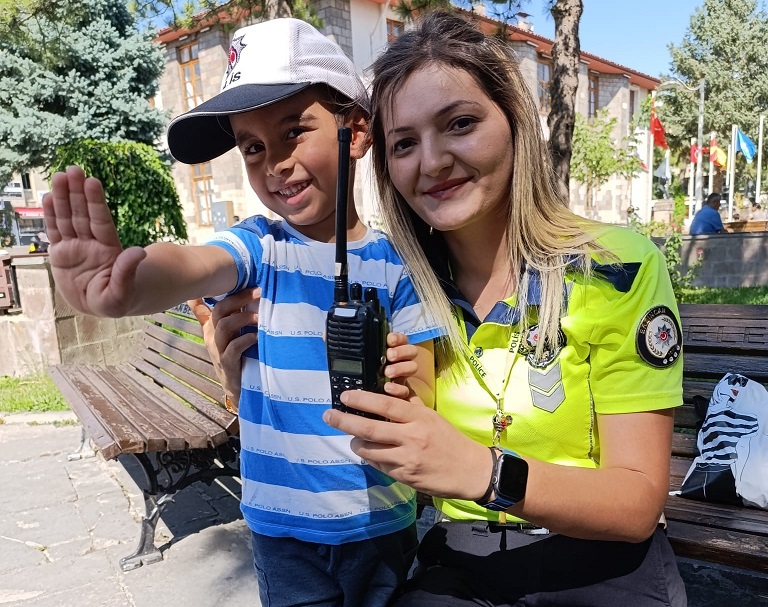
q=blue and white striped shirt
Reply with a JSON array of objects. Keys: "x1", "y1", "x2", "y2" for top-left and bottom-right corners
[{"x1": 208, "y1": 216, "x2": 442, "y2": 544}]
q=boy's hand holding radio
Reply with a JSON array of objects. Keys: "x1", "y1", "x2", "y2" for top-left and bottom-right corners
[{"x1": 383, "y1": 332, "x2": 435, "y2": 409}]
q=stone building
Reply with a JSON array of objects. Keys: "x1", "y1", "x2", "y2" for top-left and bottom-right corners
[{"x1": 153, "y1": 4, "x2": 661, "y2": 242}]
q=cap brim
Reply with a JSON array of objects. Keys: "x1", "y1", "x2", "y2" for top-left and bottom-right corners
[{"x1": 167, "y1": 82, "x2": 312, "y2": 164}]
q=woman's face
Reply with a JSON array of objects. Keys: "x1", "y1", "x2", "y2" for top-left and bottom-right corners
[{"x1": 381, "y1": 64, "x2": 514, "y2": 235}]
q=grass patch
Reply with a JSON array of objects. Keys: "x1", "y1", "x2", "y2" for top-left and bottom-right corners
[
  {"x1": 0, "y1": 374, "x2": 70, "y2": 414},
  {"x1": 679, "y1": 286, "x2": 768, "y2": 305}
]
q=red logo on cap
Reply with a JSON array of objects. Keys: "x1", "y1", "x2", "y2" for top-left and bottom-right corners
[{"x1": 225, "y1": 35, "x2": 247, "y2": 81}]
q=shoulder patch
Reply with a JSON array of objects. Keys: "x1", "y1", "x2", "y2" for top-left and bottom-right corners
[{"x1": 636, "y1": 306, "x2": 682, "y2": 368}]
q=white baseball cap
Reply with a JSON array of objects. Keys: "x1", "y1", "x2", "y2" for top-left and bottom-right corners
[{"x1": 167, "y1": 18, "x2": 370, "y2": 164}]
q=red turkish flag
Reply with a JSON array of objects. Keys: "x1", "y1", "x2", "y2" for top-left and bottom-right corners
[{"x1": 651, "y1": 110, "x2": 668, "y2": 149}]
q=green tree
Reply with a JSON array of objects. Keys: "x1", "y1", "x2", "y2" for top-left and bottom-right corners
[
  {"x1": 51, "y1": 140, "x2": 186, "y2": 247},
  {"x1": 130, "y1": 0, "x2": 322, "y2": 32},
  {"x1": 571, "y1": 110, "x2": 642, "y2": 218},
  {"x1": 0, "y1": 202, "x2": 15, "y2": 246},
  {"x1": 662, "y1": 0, "x2": 768, "y2": 185},
  {"x1": 0, "y1": 0, "x2": 166, "y2": 186}
]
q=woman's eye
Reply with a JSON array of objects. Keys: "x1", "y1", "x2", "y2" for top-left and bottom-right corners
[
  {"x1": 451, "y1": 116, "x2": 476, "y2": 131},
  {"x1": 392, "y1": 138, "x2": 415, "y2": 154}
]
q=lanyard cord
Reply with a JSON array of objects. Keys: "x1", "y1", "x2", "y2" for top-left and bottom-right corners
[{"x1": 453, "y1": 304, "x2": 522, "y2": 446}]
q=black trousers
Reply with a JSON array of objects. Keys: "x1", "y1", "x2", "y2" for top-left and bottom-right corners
[{"x1": 393, "y1": 521, "x2": 687, "y2": 607}]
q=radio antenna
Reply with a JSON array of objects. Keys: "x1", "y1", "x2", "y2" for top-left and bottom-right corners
[{"x1": 333, "y1": 127, "x2": 352, "y2": 304}]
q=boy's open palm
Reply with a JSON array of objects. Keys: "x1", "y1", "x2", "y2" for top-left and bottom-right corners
[{"x1": 43, "y1": 166, "x2": 147, "y2": 317}]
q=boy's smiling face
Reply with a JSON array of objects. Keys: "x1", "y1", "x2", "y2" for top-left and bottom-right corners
[{"x1": 230, "y1": 88, "x2": 367, "y2": 242}]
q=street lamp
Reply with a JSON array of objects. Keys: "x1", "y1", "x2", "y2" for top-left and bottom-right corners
[{"x1": 657, "y1": 77, "x2": 706, "y2": 211}]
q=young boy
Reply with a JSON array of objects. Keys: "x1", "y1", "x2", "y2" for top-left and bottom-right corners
[{"x1": 43, "y1": 19, "x2": 439, "y2": 607}]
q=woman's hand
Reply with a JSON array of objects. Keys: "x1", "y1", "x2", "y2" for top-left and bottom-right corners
[
  {"x1": 323, "y1": 388, "x2": 490, "y2": 501},
  {"x1": 188, "y1": 288, "x2": 261, "y2": 408}
]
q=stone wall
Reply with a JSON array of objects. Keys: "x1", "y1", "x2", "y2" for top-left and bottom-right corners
[
  {"x1": 679, "y1": 232, "x2": 768, "y2": 288},
  {"x1": 314, "y1": 0, "x2": 353, "y2": 58},
  {"x1": 1, "y1": 256, "x2": 143, "y2": 378}
]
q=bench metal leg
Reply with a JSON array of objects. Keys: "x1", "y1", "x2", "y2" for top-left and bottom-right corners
[
  {"x1": 119, "y1": 439, "x2": 241, "y2": 572},
  {"x1": 120, "y1": 453, "x2": 169, "y2": 572},
  {"x1": 67, "y1": 427, "x2": 96, "y2": 461}
]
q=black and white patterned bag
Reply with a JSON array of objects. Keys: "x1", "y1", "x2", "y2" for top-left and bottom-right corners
[{"x1": 681, "y1": 373, "x2": 768, "y2": 509}]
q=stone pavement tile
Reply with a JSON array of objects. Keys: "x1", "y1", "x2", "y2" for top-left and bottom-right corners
[
  {"x1": 0, "y1": 423, "x2": 81, "y2": 463},
  {"x1": 0, "y1": 455, "x2": 78, "y2": 514},
  {"x1": 120, "y1": 521, "x2": 260, "y2": 607},
  {"x1": 0, "y1": 532, "x2": 49, "y2": 574},
  {"x1": 17, "y1": 583, "x2": 130, "y2": 607},
  {"x1": 0, "y1": 500, "x2": 90, "y2": 560},
  {"x1": 0, "y1": 548, "x2": 123, "y2": 604}
]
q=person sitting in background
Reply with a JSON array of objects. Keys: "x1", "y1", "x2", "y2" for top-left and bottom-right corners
[
  {"x1": 749, "y1": 202, "x2": 766, "y2": 221},
  {"x1": 689, "y1": 193, "x2": 724, "y2": 235}
]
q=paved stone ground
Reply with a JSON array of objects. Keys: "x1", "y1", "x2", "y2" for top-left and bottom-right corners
[
  {"x1": 0, "y1": 412, "x2": 766, "y2": 606},
  {"x1": 0, "y1": 412, "x2": 258, "y2": 606}
]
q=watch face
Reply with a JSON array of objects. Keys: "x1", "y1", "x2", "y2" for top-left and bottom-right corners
[{"x1": 497, "y1": 454, "x2": 529, "y2": 501}]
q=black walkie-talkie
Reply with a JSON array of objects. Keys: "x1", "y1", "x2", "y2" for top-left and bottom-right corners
[{"x1": 326, "y1": 127, "x2": 389, "y2": 420}]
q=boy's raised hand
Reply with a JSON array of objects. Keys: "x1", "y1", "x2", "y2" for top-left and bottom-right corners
[{"x1": 42, "y1": 166, "x2": 147, "y2": 317}]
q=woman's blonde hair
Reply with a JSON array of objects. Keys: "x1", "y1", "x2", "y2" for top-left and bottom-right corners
[{"x1": 369, "y1": 11, "x2": 607, "y2": 374}]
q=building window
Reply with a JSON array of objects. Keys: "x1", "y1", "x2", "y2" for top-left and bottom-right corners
[
  {"x1": 588, "y1": 74, "x2": 599, "y2": 120},
  {"x1": 628, "y1": 89, "x2": 637, "y2": 123},
  {"x1": 386, "y1": 19, "x2": 404, "y2": 42},
  {"x1": 537, "y1": 58, "x2": 552, "y2": 114},
  {"x1": 191, "y1": 162, "x2": 214, "y2": 226},
  {"x1": 178, "y1": 43, "x2": 203, "y2": 111},
  {"x1": 21, "y1": 173, "x2": 31, "y2": 190}
]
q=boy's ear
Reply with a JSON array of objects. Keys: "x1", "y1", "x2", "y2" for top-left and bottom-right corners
[{"x1": 348, "y1": 108, "x2": 371, "y2": 160}]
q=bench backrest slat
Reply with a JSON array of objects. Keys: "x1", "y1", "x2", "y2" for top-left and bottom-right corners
[
  {"x1": 141, "y1": 330, "x2": 220, "y2": 391},
  {"x1": 148, "y1": 311, "x2": 206, "y2": 340},
  {"x1": 142, "y1": 324, "x2": 214, "y2": 373},
  {"x1": 129, "y1": 356, "x2": 234, "y2": 442}
]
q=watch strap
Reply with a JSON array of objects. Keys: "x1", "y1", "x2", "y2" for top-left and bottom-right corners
[{"x1": 474, "y1": 446, "x2": 500, "y2": 506}]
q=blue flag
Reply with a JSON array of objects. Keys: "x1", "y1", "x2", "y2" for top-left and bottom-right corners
[{"x1": 735, "y1": 128, "x2": 756, "y2": 164}]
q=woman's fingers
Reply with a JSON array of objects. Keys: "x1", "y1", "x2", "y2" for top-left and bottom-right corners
[
  {"x1": 383, "y1": 380, "x2": 411, "y2": 400},
  {"x1": 324, "y1": 390, "x2": 418, "y2": 442},
  {"x1": 384, "y1": 359, "x2": 418, "y2": 380}
]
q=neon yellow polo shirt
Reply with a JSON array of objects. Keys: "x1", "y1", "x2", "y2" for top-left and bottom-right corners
[{"x1": 434, "y1": 226, "x2": 683, "y2": 522}]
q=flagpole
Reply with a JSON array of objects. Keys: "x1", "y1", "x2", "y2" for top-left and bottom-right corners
[
  {"x1": 647, "y1": 91, "x2": 656, "y2": 222},
  {"x1": 708, "y1": 130, "x2": 715, "y2": 197},
  {"x1": 730, "y1": 124, "x2": 736, "y2": 221},
  {"x1": 688, "y1": 137, "x2": 695, "y2": 217},
  {"x1": 757, "y1": 115, "x2": 764, "y2": 207},
  {"x1": 695, "y1": 78, "x2": 705, "y2": 212}
]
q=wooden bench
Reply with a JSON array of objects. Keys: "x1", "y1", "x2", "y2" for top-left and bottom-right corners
[
  {"x1": 49, "y1": 302, "x2": 768, "y2": 578},
  {"x1": 666, "y1": 303, "x2": 768, "y2": 575},
  {"x1": 48, "y1": 305, "x2": 238, "y2": 572}
]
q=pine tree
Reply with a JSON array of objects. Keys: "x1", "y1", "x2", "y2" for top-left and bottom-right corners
[
  {"x1": 0, "y1": 0, "x2": 166, "y2": 186},
  {"x1": 664, "y1": 0, "x2": 768, "y2": 148},
  {"x1": 129, "y1": 0, "x2": 322, "y2": 32}
]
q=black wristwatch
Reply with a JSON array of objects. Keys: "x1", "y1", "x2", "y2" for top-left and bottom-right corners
[{"x1": 475, "y1": 447, "x2": 529, "y2": 511}]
